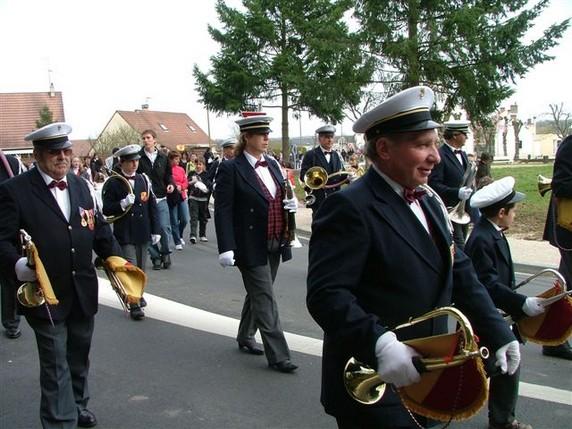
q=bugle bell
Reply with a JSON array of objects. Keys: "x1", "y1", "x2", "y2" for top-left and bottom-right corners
[
  {"x1": 344, "y1": 306, "x2": 489, "y2": 422},
  {"x1": 303, "y1": 166, "x2": 352, "y2": 207},
  {"x1": 448, "y1": 161, "x2": 477, "y2": 225},
  {"x1": 509, "y1": 268, "x2": 572, "y2": 346}
]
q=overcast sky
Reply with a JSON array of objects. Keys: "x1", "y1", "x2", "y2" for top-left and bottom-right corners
[{"x1": 0, "y1": 0, "x2": 570, "y2": 141}]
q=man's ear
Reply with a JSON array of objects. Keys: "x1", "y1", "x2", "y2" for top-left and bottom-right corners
[{"x1": 376, "y1": 137, "x2": 391, "y2": 161}]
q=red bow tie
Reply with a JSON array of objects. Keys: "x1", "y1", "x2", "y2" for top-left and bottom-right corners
[
  {"x1": 403, "y1": 188, "x2": 426, "y2": 204},
  {"x1": 255, "y1": 160, "x2": 268, "y2": 168},
  {"x1": 48, "y1": 180, "x2": 67, "y2": 190}
]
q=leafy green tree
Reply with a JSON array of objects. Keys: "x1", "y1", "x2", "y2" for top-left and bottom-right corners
[
  {"x1": 354, "y1": 0, "x2": 570, "y2": 123},
  {"x1": 35, "y1": 104, "x2": 54, "y2": 129},
  {"x1": 194, "y1": 0, "x2": 373, "y2": 156}
]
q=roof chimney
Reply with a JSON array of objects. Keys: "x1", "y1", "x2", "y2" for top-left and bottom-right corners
[
  {"x1": 49, "y1": 82, "x2": 55, "y2": 97},
  {"x1": 141, "y1": 103, "x2": 149, "y2": 110}
]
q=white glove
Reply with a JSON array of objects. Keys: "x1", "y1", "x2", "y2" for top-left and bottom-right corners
[
  {"x1": 218, "y1": 250, "x2": 235, "y2": 267},
  {"x1": 15, "y1": 257, "x2": 37, "y2": 282},
  {"x1": 522, "y1": 297, "x2": 547, "y2": 317},
  {"x1": 151, "y1": 234, "x2": 161, "y2": 245},
  {"x1": 120, "y1": 193, "x2": 135, "y2": 210},
  {"x1": 495, "y1": 340, "x2": 520, "y2": 375},
  {"x1": 283, "y1": 196, "x2": 298, "y2": 213},
  {"x1": 458, "y1": 186, "x2": 473, "y2": 201},
  {"x1": 195, "y1": 182, "x2": 208, "y2": 193},
  {"x1": 375, "y1": 331, "x2": 421, "y2": 387}
]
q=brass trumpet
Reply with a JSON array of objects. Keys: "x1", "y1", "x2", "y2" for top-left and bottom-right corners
[
  {"x1": 95, "y1": 256, "x2": 146, "y2": 313},
  {"x1": 303, "y1": 166, "x2": 352, "y2": 207},
  {"x1": 344, "y1": 307, "x2": 489, "y2": 421}
]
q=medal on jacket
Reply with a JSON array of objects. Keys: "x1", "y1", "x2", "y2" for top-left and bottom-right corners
[
  {"x1": 79, "y1": 207, "x2": 88, "y2": 227},
  {"x1": 86, "y1": 208, "x2": 95, "y2": 230},
  {"x1": 140, "y1": 191, "x2": 148, "y2": 202}
]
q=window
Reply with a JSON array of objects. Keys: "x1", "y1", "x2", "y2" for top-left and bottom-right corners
[
  {"x1": 187, "y1": 124, "x2": 197, "y2": 133},
  {"x1": 159, "y1": 123, "x2": 169, "y2": 131}
]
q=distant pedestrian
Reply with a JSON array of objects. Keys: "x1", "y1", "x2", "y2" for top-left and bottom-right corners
[
  {"x1": 188, "y1": 159, "x2": 211, "y2": 243},
  {"x1": 168, "y1": 152, "x2": 190, "y2": 250}
]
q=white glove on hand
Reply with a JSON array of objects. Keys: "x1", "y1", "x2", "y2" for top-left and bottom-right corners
[
  {"x1": 151, "y1": 234, "x2": 161, "y2": 245},
  {"x1": 283, "y1": 196, "x2": 298, "y2": 213},
  {"x1": 195, "y1": 182, "x2": 208, "y2": 193},
  {"x1": 375, "y1": 331, "x2": 421, "y2": 387},
  {"x1": 522, "y1": 297, "x2": 547, "y2": 317},
  {"x1": 458, "y1": 186, "x2": 473, "y2": 201},
  {"x1": 120, "y1": 193, "x2": 135, "y2": 210},
  {"x1": 218, "y1": 250, "x2": 235, "y2": 267},
  {"x1": 15, "y1": 257, "x2": 37, "y2": 282},
  {"x1": 495, "y1": 340, "x2": 520, "y2": 375}
]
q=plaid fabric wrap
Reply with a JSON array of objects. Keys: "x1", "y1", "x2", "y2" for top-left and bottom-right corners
[{"x1": 254, "y1": 172, "x2": 284, "y2": 239}]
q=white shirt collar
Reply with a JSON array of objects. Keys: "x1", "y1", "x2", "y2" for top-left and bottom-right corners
[
  {"x1": 244, "y1": 151, "x2": 265, "y2": 168},
  {"x1": 36, "y1": 166, "x2": 68, "y2": 186},
  {"x1": 320, "y1": 146, "x2": 333, "y2": 154},
  {"x1": 487, "y1": 218, "x2": 503, "y2": 232},
  {"x1": 445, "y1": 143, "x2": 462, "y2": 153}
]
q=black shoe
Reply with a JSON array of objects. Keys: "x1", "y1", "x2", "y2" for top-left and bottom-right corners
[
  {"x1": 162, "y1": 254, "x2": 171, "y2": 269},
  {"x1": 129, "y1": 305, "x2": 145, "y2": 321},
  {"x1": 238, "y1": 341, "x2": 264, "y2": 355},
  {"x1": 543, "y1": 342, "x2": 572, "y2": 360},
  {"x1": 152, "y1": 258, "x2": 162, "y2": 270},
  {"x1": 78, "y1": 409, "x2": 97, "y2": 428},
  {"x1": 5, "y1": 327, "x2": 21, "y2": 339},
  {"x1": 139, "y1": 297, "x2": 147, "y2": 308},
  {"x1": 268, "y1": 360, "x2": 298, "y2": 373}
]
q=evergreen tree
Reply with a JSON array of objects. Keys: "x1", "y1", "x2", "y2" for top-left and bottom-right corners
[
  {"x1": 35, "y1": 104, "x2": 54, "y2": 129},
  {"x1": 354, "y1": 0, "x2": 570, "y2": 122},
  {"x1": 194, "y1": 0, "x2": 373, "y2": 156}
]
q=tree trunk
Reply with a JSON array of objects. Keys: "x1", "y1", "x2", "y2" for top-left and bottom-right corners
[
  {"x1": 281, "y1": 89, "x2": 289, "y2": 162},
  {"x1": 513, "y1": 119, "x2": 522, "y2": 161},
  {"x1": 405, "y1": 0, "x2": 420, "y2": 86},
  {"x1": 502, "y1": 118, "x2": 508, "y2": 157}
]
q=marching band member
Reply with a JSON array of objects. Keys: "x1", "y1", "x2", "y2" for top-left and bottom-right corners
[
  {"x1": 542, "y1": 133, "x2": 572, "y2": 360},
  {"x1": 0, "y1": 149, "x2": 24, "y2": 339},
  {"x1": 428, "y1": 120, "x2": 473, "y2": 250},
  {"x1": 466, "y1": 177, "x2": 542, "y2": 429},
  {"x1": 0, "y1": 123, "x2": 121, "y2": 428},
  {"x1": 300, "y1": 124, "x2": 346, "y2": 216},
  {"x1": 102, "y1": 144, "x2": 161, "y2": 320},
  {"x1": 307, "y1": 87, "x2": 518, "y2": 428},
  {"x1": 214, "y1": 115, "x2": 299, "y2": 373}
]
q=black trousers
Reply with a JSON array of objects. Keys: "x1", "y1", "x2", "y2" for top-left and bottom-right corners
[
  {"x1": 452, "y1": 221, "x2": 469, "y2": 250},
  {"x1": 26, "y1": 313, "x2": 94, "y2": 429},
  {"x1": 0, "y1": 273, "x2": 20, "y2": 331}
]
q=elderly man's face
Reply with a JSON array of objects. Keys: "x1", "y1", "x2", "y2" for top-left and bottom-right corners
[
  {"x1": 318, "y1": 133, "x2": 334, "y2": 151},
  {"x1": 376, "y1": 129, "x2": 440, "y2": 189},
  {"x1": 35, "y1": 148, "x2": 72, "y2": 180}
]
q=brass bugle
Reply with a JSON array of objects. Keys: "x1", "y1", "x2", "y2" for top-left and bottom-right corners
[
  {"x1": 303, "y1": 166, "x2": 352, "y2": 190},
  {"x1": 344, "y1": 306, "x2": 489, "y2": 405},
  {"x1": 101, "y1": 171, "x2": 134, "y2": 223},
  {"x1": 538, "y1": 174, "x2": 552, "y2": 197},
  {"x1": 95, "y1": 259, "x2": 130, "y2": 313},
  {"x1": 448, "y1": 161, "x2": 477, "y2": 225}
]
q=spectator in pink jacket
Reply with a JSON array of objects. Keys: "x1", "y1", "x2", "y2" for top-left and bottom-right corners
[{"x1": 168, "y1": 152, "x2": 190, "y2": 250}]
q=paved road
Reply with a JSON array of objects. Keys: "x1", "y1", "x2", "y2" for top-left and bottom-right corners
[{"x1": 1, "y1": 223, "x2": 571, "y2": 428}]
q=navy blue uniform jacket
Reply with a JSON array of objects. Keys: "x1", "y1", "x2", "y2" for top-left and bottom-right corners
[
  {"x1": 429, "y1": 144, "x2": 470, "y2": 209},
  {"x1": 214, "y1": 153, "x2": 291, "y2": 267},
  {"x1": 543, "y1": 135, "x2": 572, "y2": 249},
  {"x1": 306, "y1": 168, "x2": 514, "y2": 419},
  {"x1": 0, "y1": 168, "x2": 120, "y2": 321},
  {"x1": 102, "y1": 174, "x2": 160, "y2": 245},
  {"x1": 465, "y1": 218, "x2": 526, "y2": 319}
]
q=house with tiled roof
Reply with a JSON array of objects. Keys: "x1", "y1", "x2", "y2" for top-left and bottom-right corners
[
  {"x1": 99, "y1": 108, "x2": 210, "y2": 151},
  {"x1": 0, "y1": 88, "x2": 65, "y2": 154}
]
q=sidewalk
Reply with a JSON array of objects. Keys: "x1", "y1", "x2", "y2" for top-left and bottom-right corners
[{"x1": 294, "y1": 206, "x2": 559, "y2": 271}]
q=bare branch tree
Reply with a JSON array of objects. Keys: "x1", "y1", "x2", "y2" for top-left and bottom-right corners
[{"x1": 549, "y1": 103, "x2": 571, "y2": 140}]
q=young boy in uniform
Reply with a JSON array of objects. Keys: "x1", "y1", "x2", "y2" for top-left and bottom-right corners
[{"x1": 466, "y1": 176, "x2": 547, "y2": 429}]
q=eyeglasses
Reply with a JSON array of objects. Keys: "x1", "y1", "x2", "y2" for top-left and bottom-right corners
[{"x1": 47, "y1": 148, "x2": 73, "y2": 156}]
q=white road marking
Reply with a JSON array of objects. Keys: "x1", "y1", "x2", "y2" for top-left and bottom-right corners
[{"x1": 99, "y1": 278, "x2": 571, "y2": 406}]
